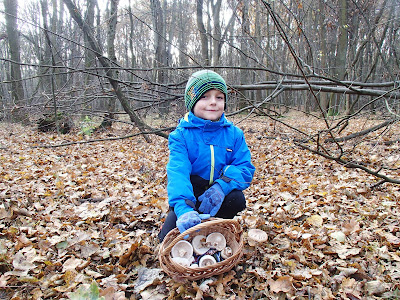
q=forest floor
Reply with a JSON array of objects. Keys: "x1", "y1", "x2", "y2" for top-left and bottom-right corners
[{"x1": 0, "y1": 115, "x2": 399, "y2": 299}]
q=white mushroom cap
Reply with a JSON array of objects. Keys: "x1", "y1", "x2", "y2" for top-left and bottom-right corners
[
  {"x1": 221, "y1": 246, "x2": 233, "y2": 259},
  {"x1": 190, "y1": 263, "x2": 199, "y2": 268},
  {"x1": 199, "y1": 255, "x2": 217, "y2": 267},
  {"x1": 171, "y1": 257, "x2": 191, "y2": 267},
  {"x1": 248, "y1": 229, "x2": 268, "y2": 246},
  {"x1": 192, "y1": 235, "x2": 210, "y2": 255},
  {"x1": 171, "y1": 240, "x2": 193, "y2": 260},
  {"x1": 206, "y1": 232, "x2": 226, "y2": 251}
]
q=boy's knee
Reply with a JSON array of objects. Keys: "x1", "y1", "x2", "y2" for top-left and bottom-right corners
[
  {"x1": 216, "y1": 190, "x2": 246, "y2": 218},
  {"x1": 158, "y1": 209, "x2": 177, "y2": 242}
]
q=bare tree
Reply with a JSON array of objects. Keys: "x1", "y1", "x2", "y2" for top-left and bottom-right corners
[
  {"x1": 62, "y1": 0, "x2": 166, "y2": 140},
  {"x1": 3, "y1": 0, "x2": 27, "y2": 124},
  {"x1": 150, "y1": 0, "x2": 170, "y2": 115},
  {"x1": 99, "y1": 0, "x2": 118, "y2": 129},
  {"x1": 196, "y1": 0, "x2": 210, "y2": 65},
  {"x1": 84, "y1": 0, "x2": 96, "y2": 92},
  {"x1": 239, "y1": 0, "x2": 250, "y2": 109}
]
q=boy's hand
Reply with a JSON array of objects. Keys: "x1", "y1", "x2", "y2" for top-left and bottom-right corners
[
  {"x1": 198, "y1": 183, "x2": 224, "y2": 216},
  {"x1": 176, "y1": 211, "x2": 210, "y2": 234}
]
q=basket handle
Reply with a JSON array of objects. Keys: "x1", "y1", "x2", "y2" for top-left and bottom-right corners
[{"x1": 161, "y1": 218, "x2": 241, "y2": 255}]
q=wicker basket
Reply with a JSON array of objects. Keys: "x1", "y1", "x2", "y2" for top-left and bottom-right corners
[{"x1": 159, "y1": 218, "x2": 243, "y2": 281}]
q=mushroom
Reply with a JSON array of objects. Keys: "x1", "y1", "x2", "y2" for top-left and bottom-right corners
[
  {"x1": 198, "y1": 254, "x2": 217, "y2": 267},
  {"x1": 171, "y1": 257, "x2": 191, "y2": 267},
  {"x1": 221, "y1": 246, "x2": 233, "y2": 259},
  {"x1": 190, "y1": 263, "x2": 199, "y2": 268},
  {"x1": 247, "y1": 229, "x2": 268, "y2": 246},
  {"x1": 171, "y1": 240, "x2": 193, "y2": 260},
  {"x1": 206, "y1": 232, "x2": 226, "y2": 251},
  {"x1": 192, "y1": 235, "x2": 210, "y2": 255}
]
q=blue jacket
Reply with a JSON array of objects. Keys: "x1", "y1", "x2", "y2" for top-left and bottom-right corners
[{"x1": 167, "y1": 112, "x2": 255, "y2": 218}]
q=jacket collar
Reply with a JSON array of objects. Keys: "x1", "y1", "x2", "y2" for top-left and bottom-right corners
[{"x1": 180, "y1": 111, "x2": 231, "y2": 129}]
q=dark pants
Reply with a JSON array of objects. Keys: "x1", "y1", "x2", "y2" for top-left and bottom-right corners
[{"x1": 158, "y1": 175, "x2": 246, "y2": 241}]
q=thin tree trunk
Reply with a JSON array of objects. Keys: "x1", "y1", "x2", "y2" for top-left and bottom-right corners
[
  {"x1": 127, "y1": 1, "x2": 137, "y2": 81},
  {"x1": 196, "y1": 0, "x2": 210, "y2": 65},
  {"x1": 4, "y1": 0, "x2": 27, "y2": 124},
  {"x1": 334, "y1": 0, "x2": 348, "y2": 114},
  {"x1": 211, "y1": 0, "x2": 222, "y2": 66},
  {"x1": 100, "y1": 0, "x2": 118, "y2": 129},
  {"x1": 318, "y1": 0, "x2": 329, "y2": 115},
  {"x1": 150, "y1": 0, "x2": 168, "y2": 115},
  {"x1": 84, "y1": 0, "x2": 96, "y2": 115},
  {"x1": 40, "y1": 0, "x2": 60, "y2": 133},
  {"x1": 177, "y1": 0, "x2": 188, "y2": 68},
  {"x1": 239, "y1": 0, "x2": 249, "y2": 109}
]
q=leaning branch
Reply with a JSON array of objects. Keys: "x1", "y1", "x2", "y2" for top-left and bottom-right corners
[
  {"x1": 62, "y1": 0, "x2": 167, "y2": 141},
  {"x1": 324, "y1": 118, "x2": 399, "y2": 143}
]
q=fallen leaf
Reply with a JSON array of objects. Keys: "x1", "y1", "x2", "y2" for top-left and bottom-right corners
[
  {"x1": 342, "y1": 218, "x2": 360, "y2": 235},
  {"x1": 133, "y1": 268, "x2": 162, "y2": 293},
  {"x1": 268, "y1": 276, "x2": 295, "y2": 294},
  {"x1": 306, "y1": 215, "x2": 323, "y2": 227},
  {"x1": 331, "y1": 244, "x2": 361, "y2": 259}
]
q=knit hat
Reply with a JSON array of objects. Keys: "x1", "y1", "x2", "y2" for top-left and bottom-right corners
[{"x1": 184, "y1": 70, "x2": 228, "y2": 111}]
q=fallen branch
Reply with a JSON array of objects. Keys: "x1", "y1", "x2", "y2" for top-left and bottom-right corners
[
  {"x1": 232, "y1": 83, "x2": 400, "y2": 99},
  {"x1": 32, "y1": 127, "x2": 174, "y2": 148},
  {"x1": 295, "y1": 141, "x2": 400, "y2": 186},
  {"x1": 324, "y1": 118, "x2": 398, "y2": 143}
]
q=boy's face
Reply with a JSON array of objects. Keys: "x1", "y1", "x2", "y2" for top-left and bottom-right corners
[{"x1": 193, "y1": 89, "x2": 225, "y2": 121}]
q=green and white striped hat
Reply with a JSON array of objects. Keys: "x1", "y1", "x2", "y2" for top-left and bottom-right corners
[{"x1": 184, "y1": 70, "x2": 228, "y2": 111}]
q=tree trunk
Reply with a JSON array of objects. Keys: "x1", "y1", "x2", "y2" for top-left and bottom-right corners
[
  {"x1": 127, "y1": 0, "x2": 137, "y2": 81},
  {"x1": 4, "y1": 0, "x2": 27, "y2": 124},
  {"x1": 84, "y1": 0, "x2": 96, "y2": 115},
  {"x1": 40, "y1": 0, "x2": 60, "y2": 133},
  {"x1": 196, "y1": 0, "x2": 210, "y2": 65},
  {"x1": 150, "y1": 0, "x2": 169, "y2": 115},
  {"x1": 150, "y1": 0, "x2": 166, "y2": 81},
  {"x1": 211, "y1": 0, "x2": 222, "y2": 66},
  {"x1": 318, "y1": 0, "x2": 329, "y2": 115},
  {"x1": 334, "y1": 0, "x2": 348, "y2": 115},
  {"x1": 100, "y1": 0, "x2": 118, "y2": 129},
  {"x1": 239, "y1": 0, "x2": 249, "y2": 110},
  {"x1": 177, "y1": 0, "x2": 188, "y2": 68}
]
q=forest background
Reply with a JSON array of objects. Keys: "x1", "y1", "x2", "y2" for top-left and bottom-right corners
[{"x1": 0, "y1": 0, "x2": 399, "y2": 299}]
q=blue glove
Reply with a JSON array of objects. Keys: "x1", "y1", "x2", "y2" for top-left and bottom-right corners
[
  {"x1": 198, "y1": 183, "x2": 225, "y2": 216},
  {"x1": 176, "y1": 211, "x2": 210, "y2": 234}
]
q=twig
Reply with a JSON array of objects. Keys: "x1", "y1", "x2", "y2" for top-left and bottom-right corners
[
  {"x1": 32, "y1": 127, "x2": 174, "y2": 148},
  {"x1": 324, "y1": 118, "x2": 398, "y2": 143},
  {"x1": 295, "y1": 141, "x2": 400, "y2": 186}
]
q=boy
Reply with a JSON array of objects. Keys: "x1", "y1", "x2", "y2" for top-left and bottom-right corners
[{"x1": 158, "y1": 70, "x2": 255, "y2": 241}]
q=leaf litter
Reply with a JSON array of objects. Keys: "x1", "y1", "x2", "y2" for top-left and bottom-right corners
[{"x1": 0, "y1": 116, "x2": 399, "y2": 299}]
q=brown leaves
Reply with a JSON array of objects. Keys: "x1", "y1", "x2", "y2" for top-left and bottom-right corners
[{"x1": 1, "y1": 120, "x2": 400, "y2": 299}]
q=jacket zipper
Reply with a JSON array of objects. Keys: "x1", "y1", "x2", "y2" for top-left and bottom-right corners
[{"x1": 210, "y1": 144, "x2": 215, "y2": 185}]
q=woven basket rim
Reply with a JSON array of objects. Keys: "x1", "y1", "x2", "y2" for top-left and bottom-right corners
[{"x1": 158, "y1": 218, "x2": 243, "y2": 280}]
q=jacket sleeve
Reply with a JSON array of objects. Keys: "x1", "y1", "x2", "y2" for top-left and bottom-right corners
[
  {"x1": 166, "y1": 129, "x2": 196, "y2": 218},
  {"x1": 215, "y1": 129, "x2": 255, "y2": 195}
]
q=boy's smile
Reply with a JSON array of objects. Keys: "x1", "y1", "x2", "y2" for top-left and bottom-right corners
[{"x1": 193, "y1": 89, "x2": 225, "y2": 121}]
